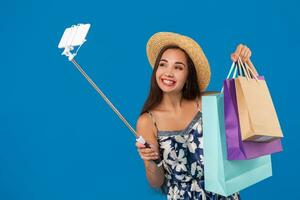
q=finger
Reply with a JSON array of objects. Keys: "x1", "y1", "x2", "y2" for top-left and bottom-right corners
[
  {"x1": 150, "y1": 152, "x2": 159, "y2": 156},
  {"x1": 243, "y1": 48, "x2": 252, "y2": 62},
  {"x1": 243, "y1": 50, "x2": 251, "y2": 62},
  {"x1": 140, "y1": 152, "x2": 151, "y2": 160},
  {"x1": 143, "y1": 153, "x2": 159, "y2": 159},
  {"x1": 242, "y1": 46, "x2": 250, "y2": 60},
  {"x1": 135, "y1": 141, "x2": 146, "y2": 148},
  {"x1": 140, "y1": 148, "x2": 155, "y2": 154},
  {"x1": 149, "y1": 155, "x2": 160, "y2": 160},
  {"x1": 240, "y1": 46, "x2": 248, "y2": 60},
  {"x1": 246, "y1": 49, "x2": 252, "y2": 60},
  {"x1": 235, "y1": 44, "x2": 244, "y2": 57},
  {"x1": 141, "y1": 155, "x2": 159, "y2": 161},
  {"x1": 232, "y1": 44, "x2": 244, "y2": 62},
  {"x1": 139, "y1": 149, "x2": 158, "y2": 157},
  {"x1": 139, "y1": 151, "x2": 157, "y2": 158}
]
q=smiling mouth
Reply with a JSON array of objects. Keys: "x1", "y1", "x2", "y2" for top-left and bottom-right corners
[{"x1": 161, "y1": 78, "x2": 176, "y2": 86}]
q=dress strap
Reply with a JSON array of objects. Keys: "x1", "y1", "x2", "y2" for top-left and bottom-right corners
[{"x1": 147, "y1": 111, "x2": 159, "y2": 132}]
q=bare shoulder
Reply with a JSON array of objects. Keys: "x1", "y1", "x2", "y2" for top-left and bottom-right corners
[
  {"x1": 136, "y1": 113, "x2": 152, "y2": 131},
  {"x1": 136, "y1": 112, "x2": 158, "y2": 142}
]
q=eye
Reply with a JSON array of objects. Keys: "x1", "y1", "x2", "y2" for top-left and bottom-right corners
[
  {"x1": 159, "y1": 63, "x2": 166, "y2": 67},
  {"x1": 175, "y1": 66, "x2": 183, "y2": 70}
]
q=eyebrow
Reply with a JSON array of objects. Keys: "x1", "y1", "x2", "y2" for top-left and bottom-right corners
[
  {"x1": 160, "y1": 59, "x2": 168, "y2": 62},
  {"x1": 159, "y1": 59, "x2": 186, "y2": 67},
  {"x1": 175, "y1": 62, "x2": 186, "y2": 67}
]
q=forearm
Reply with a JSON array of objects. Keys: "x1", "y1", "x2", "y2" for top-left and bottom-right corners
[{"x1": 144, "y1": 160, "x2": 165, "y2": 188}]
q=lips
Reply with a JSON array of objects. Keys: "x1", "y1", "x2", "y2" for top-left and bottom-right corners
[{"x1": 161, "y1": 78, "x2": 176, "y2": 86}]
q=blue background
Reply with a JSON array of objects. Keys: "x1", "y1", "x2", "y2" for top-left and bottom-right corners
[{"x1": 1, "y1": 0, "x2": 299, "y2": 199}]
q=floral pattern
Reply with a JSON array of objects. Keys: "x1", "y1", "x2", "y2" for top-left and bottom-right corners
[{"x1": 157, "y1": 111, "x2": 240, "y2": 200}]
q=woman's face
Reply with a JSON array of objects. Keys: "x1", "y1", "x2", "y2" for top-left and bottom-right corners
[{"x1": 155, "y1": 48, "x2": 189, "y2": 94}]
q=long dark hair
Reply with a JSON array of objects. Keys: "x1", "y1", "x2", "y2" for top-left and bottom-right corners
[{"x1": 140, "y1": 45, "x2": 201, "y2": 115}]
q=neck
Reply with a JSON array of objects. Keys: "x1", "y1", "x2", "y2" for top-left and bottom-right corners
[{"x1": 160, "y1": 92, "x2": 184, "y2": 113}]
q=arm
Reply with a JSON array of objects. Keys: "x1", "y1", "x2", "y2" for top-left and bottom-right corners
[{"x1": 135, "y1": 114, "x2": 165, "y2": 188}]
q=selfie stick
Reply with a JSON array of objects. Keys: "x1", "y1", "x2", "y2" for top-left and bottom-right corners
[{"x1": 58, "y1": 24, "x2": 161, "y2": 165}]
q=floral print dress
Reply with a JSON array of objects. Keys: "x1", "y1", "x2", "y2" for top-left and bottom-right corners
[{"x1": 147, "y1": 101, "x2": 240, "y2": 200}]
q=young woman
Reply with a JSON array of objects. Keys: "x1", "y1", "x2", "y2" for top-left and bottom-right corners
[{"x1": 135, "y1": 32, "x2": 254, "y2": 200}]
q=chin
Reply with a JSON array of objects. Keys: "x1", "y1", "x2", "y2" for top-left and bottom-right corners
[{"x1": 160, "y1": 86, "x2": 180, "y2": 94}]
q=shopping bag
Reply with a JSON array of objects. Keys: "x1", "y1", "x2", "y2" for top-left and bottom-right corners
[
  {"x1": 234, "y1": 59, "x2": 283, "y2": 142},
  {"x1": 203, "y1": 93, "x2": 272, "y2": 196},
  {"x1": 224, "y1": 62, "x2": 283, "y2": 160}
]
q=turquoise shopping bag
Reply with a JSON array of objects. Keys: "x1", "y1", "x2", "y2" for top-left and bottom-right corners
[{"x1": 203, "y1": 93, "x2": 272, "y2": 197}]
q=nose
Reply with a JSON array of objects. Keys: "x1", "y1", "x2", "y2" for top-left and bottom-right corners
[
  {"x1": 164, "y1": 72, "x2": 174, "y2": 77},
  {"x1": 164, "y1": 67, "x2": 174, "y2": 77}
]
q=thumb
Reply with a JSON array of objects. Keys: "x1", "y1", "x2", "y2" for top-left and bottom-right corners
[
  {"x1": 135, "y1": 141, "x2": 145, "y2": 148},
  {"x1": 231, "y1": 53, "x2": 238, "y2": 62}
]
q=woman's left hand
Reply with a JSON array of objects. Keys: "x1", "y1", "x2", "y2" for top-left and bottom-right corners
[{"x1": 231, "y1": 44, "x2": 252, "y2": 62}]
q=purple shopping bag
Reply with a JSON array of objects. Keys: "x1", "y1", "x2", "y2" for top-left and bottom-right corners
[{"x1": 224, "y1": 77, "x2": 283, "y2": 160}]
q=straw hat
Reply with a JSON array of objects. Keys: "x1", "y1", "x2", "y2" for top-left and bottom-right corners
[{"x1": 146, "y1": 32, "x2": 211, "y2": 91}]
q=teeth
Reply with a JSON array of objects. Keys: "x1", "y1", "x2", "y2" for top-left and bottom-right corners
[{"x1": 162, "y1": 79, "x2": 175, "y2": 85}]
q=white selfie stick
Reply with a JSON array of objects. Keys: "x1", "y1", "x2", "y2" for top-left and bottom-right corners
[{"x1": 58, "y1": 24, "x2": 161, "y2": 165}]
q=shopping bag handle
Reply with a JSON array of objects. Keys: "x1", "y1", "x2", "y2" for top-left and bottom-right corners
[
  {"x1": 224, "y1": 56, "x2": 250, "y2": 80},
  {"x1": 237, "y1": 57, "x2": 251, "y2": 80},
  {"x1": 221, "y1": 61, "x2": 238, "y2": 93},
  {"x1": 237, "y1": 57, "x2": 259, "y2": 81},
  {"x1": 238, "y1": 57, "x2": 260, "y2": 79},
  {"x1": 245, "y1": 61, "x2": 260, "y2": 79},
  {"x1": 225, "y1": 61, "x2": 238, "y2": 80},
  {"x1": 221, "y1": 56, "x2": 258, "y2": 93}
]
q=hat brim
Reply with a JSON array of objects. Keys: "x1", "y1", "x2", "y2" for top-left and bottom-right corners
[{"x1": 146, "y1": 32, "x2": 211, "y2": 92}]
